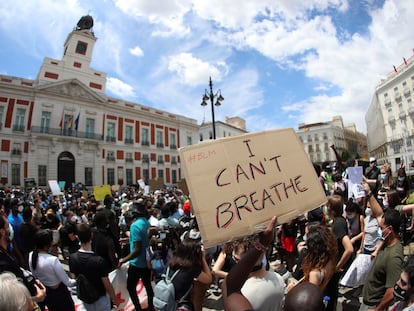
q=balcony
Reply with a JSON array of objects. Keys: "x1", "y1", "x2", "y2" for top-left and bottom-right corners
[
  {"x1": 170, "y1": 144, "x2": 177, "y2": 149},
  {"x1": 30, "y1": 126, "x2": 103, "y2": 141},
  {"x1": 106, "y1": 156, "x2": 115, "y2": 161},
  {"x1": 142, "y1": 156, "x2": 149, "y2": 163},
  {"x1": 171, "y1": 159, "x2": 177, "y2": 165},
  {"x1": 106, "y1": 136, "x2": 116, "y2": 142},
  {"x1": 156, "y1": 143, "x2": 164, "y2": 148},
  {"x1": 384, "y1": 97, "x2": 391, "y2": 106},
  {"x1": 13, "y1": 124, "x2": 24, "y2": 132},
  {"x1": 409, "y1": 106, "x2": 414, "y2": 116},
  {"x1": 404, "y1": 87, "x2": 411, "y2": 96},
  {"x1": 11, "y1": 149, "x2": 22, "y2": 156},
  {"x1": 0, "y1": 122, "x2": 2, "y2": 130},
  {"x1": 395, "y1": 92, "x2": 402, "y2": 101},
  {"x1": 124, "y1": 138, "x2": 134, "y2": 144},
  {"x1": 126, "y1": 158, "x2": 134, "y2": 163},
  {"x1": 158, "y1": 159, "x2": 164, "y2": 164},
  {"x1": 141, "y1": 140, "x2": 150, "y2": 146},
  {"x1": 399, "y1": 111, "x2": 407, "y2": 119}
]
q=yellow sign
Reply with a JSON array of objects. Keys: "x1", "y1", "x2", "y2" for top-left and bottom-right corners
[{"x1": 93, "y1": 185, "x2": 112, "y2": 201}]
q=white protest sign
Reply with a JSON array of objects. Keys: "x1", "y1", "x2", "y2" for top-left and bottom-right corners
[
  {"x1": 138, "y1": 179, "x2": 146, "y2": 189},
  {"x1": 347, "y1": 167, "x2": 365, "y2": 199},
  {"x1": 179, "y1": 128, "x2": 327, "y2": 248},
  {"x1": 48, "y1": 180, "x2": 63, "y2": 195}
]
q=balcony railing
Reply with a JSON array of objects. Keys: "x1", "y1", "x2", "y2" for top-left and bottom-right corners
[
  {"x1": 13, "y1": 124, "x2": 25, "y2": 132},
  {"x1": 106, "y1": 156, "x2": 115, "y2": 161},
  {"x1": 156, "y1": 143, "x2": 164, "y2": 148},
  {"x1": 126, "y1": 158, "x2": 134, "y2": 163},
  {"x1": 106, "y1": 136, "x2": 116, "y2": 142},
  {"x1": 30, "y1": 126, "x2": 103, "y2": 141},
  {"x1": 170, "y1": 144, "x2": 177, "y2": 149},
  {"x1": 171, "y1": 159, "x2": 177, "y2": 165},
  {"x1": 141, "y1": 141, "x2": 150, "y2": 146},
  {"x1": 11, "y1": 149, "x2": 22, "y2": 156},
  {"x1": 142, "y1": 157, "x2": 149, "y2": 163},
  {"x1": 158, "y1": 159, "x2": 164, "y2": 164},
  {"x1": 124, "y1": 138, "x2": 134, "y2": 144}
]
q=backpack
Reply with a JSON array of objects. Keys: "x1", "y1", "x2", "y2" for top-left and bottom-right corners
[
  {"x1": 76, "y1": 273, "x2": 101, "y2": 304},
  {"x1": 153, "y1": 267, "x2": 192, "y2": 311}
]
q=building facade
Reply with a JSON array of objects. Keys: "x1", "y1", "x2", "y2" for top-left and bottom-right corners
[
  {"x1": 365, "y1": 55, "x2": 414, "y2": 174},
  {"x1": 296, "y1": 116, "x2": 368, "y2": 165},
  {"x1": 199, "y1": 116, "x2": 247, "y2": 141},
  {"x1": 0, "y1": 16, "x2": 199, "y2": 189}
]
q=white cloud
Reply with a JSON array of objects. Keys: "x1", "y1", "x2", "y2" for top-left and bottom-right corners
[
  {"x1": 129, "y1": 46, "x2": 144, "y2": 57},
  {"x1": 167, "y1": 53, "x2": 226, "y2": 85},
  {"x1": 106, "y1": 77, "x2": 136, "y2": 98}
]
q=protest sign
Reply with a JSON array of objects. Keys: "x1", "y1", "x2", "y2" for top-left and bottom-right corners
[
  {"x1": 48, "y1": 180, "x2": 63, "y2": 195},
  {"x1": 179, "y1": 128, "x2": 326, "y2": 248},
  {"x1": 93, "y1": 185, "x2": 112, "y2": 201},
  {"x1": 347, "y1": 166, "x2": 365, "y2": 199}
]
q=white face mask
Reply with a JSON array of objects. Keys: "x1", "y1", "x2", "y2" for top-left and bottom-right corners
[
  {"x1": 17, "y1": 205, "x2": 24, "y2": 213},
  {"x1": 365, "y1": 208, "x2": 372, "y2": 217}
]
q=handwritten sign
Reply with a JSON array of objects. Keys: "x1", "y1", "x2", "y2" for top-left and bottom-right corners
[
  {"x1": 179, "y1": 128, "x2": 327, "y2": 248},
  {"x1": 93, "y1": 185, "x2": 112, "y2": 201}
]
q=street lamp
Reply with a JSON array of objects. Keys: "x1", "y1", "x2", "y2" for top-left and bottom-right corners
[{"x1": 201, "y1": 77, "x2": 224, "y2": 139}]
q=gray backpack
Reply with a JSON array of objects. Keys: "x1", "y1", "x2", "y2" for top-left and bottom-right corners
[{"x1": 153, "y1": 267, "x2": 192, "y2": 311}]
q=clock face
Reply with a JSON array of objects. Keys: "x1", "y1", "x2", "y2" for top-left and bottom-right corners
[{"x1": 76, "y1": 41, "x2": 87, "y2": 55}]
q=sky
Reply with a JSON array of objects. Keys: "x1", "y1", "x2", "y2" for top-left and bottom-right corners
[{"x1": 0, "y1": 0, "x2": 413, "y2": 134}]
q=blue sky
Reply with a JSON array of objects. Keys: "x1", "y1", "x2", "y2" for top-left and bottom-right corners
[{"x1": 0, "y1": 0, "x2": 413, "y2": 133}]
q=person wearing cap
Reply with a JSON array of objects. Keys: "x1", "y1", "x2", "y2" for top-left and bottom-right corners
[
  {"x1": 119, "y1": 202, "x2": 154, "y2": 311},
  {"x1": 365, "y1": 157, "x2": 381, "y2": 196}
]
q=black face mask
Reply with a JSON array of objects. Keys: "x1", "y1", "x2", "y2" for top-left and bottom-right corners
[{"x1": 394, "y1": 284, "x2": 407, "y2": 301}]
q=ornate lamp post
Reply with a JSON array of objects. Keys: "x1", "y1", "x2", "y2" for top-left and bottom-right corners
[{"x1": 201, "y1": 77, "x2": 224, "y2": 139}]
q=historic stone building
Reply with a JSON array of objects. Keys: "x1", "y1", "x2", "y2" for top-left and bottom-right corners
[{"x1": 0, "y1": 16, "x2": 199, "y2": 189}]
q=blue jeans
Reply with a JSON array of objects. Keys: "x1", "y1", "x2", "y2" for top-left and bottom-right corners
[{"x1": 83, "y1": 294, "x2": 111, "y2": 311}]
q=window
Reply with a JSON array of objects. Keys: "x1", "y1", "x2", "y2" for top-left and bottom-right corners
[
  {"x1": 12, "y1": 143, "x2": 21, "y2": 156},
  {"x1": 11, "y1": 164, "x2": 20, "y2": 186},
  {"x1": 156, "y1": 130, "x2": 164, "y2": 148},
  {"x1": 325, "y1": 143, "x2": 329, "y2": 151},
  {"x1": 76, "y1": 41, "x2": 87, "y2": 55},
  {"x1": 158, "y1": 169, "x2": 164, "y2": 178},
  {"x1": 85, "y1": 167, "x2": 93, "y2": 186},
  {"x1": 126, "y1": 152, "x2": 133, "y2": 163},
  {"x1": 141, "y1": 127, "x2": 149, "y2": 145},
  {"x1": 125, "y1": 125, "x2": 133, "y2": 144},
  {"x1": 200, "y1": 133, "x2": 203, "y2": 141},
  {"x1": 187, "y1": 135, "x2": 192, "y2": 146},
  {"x1": 172, "y1": 170, "x2": 177, "y2": 184},
  {"x1": 106, "y1": 122, "x2": 115, "y2": 142},
  {"x1": 307, "y1": 135, "x2": 312, "y2": 143},
  {"x1": 171, "y1": 156, "x2": 177, "y2": 164},
  {"x1": 38, "y1": 165, "x2": 47, "y2": 186},
  {"x1": 126, "y1": 169, "x2": 133, "y2": 185},
  {"x1": 13, "y1": 108, "x2": 25, "y2": 131},
  {"x1": 170, "y1": 133, "x2": 177, "y2": 149},
  {"x1": 142, "y1": 154, "x2": 149, "y2": 163},
  {"x1": 40, "y1": 111, "x2": 51, "y2": 133},
  {"x1": 143, "y1": 169, "x2": 149, "y2": 182},
  {"x1": 0, "y1": 106, "x2": 4, "y2": 129},
  {"x1": 107, "y1": 168, "x2": 115, "y2": 185},
  {"x1": 107, "y1": 151, "x2": 115, "y2": 161},
  {"x1": 314, "y1": 134, "x2": 319, "y2": 141},
  {"x1": 85, "y1": 118, "x2": 95, "y2": 138},
  {"x1": 157, "y1": 155, "x2": 164, "y2": 164},
  {"x1": 117, "y1": 168, "x2": 124, "y2": 185},
  {"x1": 308, "y1": 145, "x2": 313, "y2": 153}
]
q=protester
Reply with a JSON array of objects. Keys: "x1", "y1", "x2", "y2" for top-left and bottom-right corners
[
  {"x1": 0, "y1": 271, "x2": 37, "y2": 311},
  {"x1": 223, "y1": 216, "x2": 277, "y2": 311},
  {"x1": 390, "y1": 255, "x2": 414, "y2": 311},
  {"x1": 69, "y1": 223, "x2": 120, "y2": 311},
  {"x1": 283, "y1": 282, "x2": 325, "y2": 311},
  {"x1": 118, "y1": 202, "x2": 154, "y2": 311},
  {"x1": 359, "y1": 182, "x2": 404, "y2": 311},
  {"x1": 29, "y1": 229, "x2": 76, "y2": 311}
]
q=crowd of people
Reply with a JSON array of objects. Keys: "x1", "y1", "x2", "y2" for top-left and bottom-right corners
[{"x1": 1, "y1": 156, "x2": 414, "y2": 311}]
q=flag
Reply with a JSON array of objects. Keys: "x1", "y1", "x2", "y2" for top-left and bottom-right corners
[
  {"x1": 404, "y1": 57, "x2": 408, "y2": 65},
  {"x1": 67, "y1": 115, "x2": 74, "y2": 129},
  {"x1": 74, "y1": 112, "x2": 80, "y2": 130},
  {"x1": 59, "y1": 112, "x2": 63, "y2": 128},
  {"x1": 393, "y1": 65, "x2": 397, "y2": 73}
]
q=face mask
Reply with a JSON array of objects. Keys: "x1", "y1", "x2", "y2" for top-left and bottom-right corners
[
  {"x1": 394, "y1": 284, "x2": 407, "y2": 301},
  {"x1": 303, "y1": 234, "x2": 307, "y2": 242},
  {"x1": 398, "y1": 177, "x2": 405, "y2": 182},
  {"x1": 381, "y1": 173, "x2": 387, "y2": 180},
  {"x1": 9, "y1": 224, "x2": 14, "y2": 242},
  {"x1": 383, "y1": 197, "x2": 389, "y2": 209},
  {"x1": 365, "y1": 208, "x2": 372, "y2": 217},
  {"x1": 347, "y1": 213, "x2": 356, "y2": 220},
  {"x1": 18, "y1": 205, "x2": 24, "y2": 213}
]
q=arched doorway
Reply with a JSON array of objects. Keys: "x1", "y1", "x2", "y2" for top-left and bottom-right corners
[{"x1": 58, "y1": 151, "x2": 75, "y2": 190}]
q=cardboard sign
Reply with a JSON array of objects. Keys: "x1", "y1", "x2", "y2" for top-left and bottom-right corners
[
  {"x1": 48, "y1": 180, "x2": 63, "y2": 195},
  {"x1": 179, "y1": 128, "x2": 327, "y2": 248},
  {"x1": 93, "y1": 185, "x2": 112, "y2": 201}
]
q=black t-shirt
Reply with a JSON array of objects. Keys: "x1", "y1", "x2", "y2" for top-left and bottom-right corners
[
  {"x1": 69, "y1": 250, "x2": 111, "y2": 297},
  {"x1": 92, "y1": 228, "x2": 117, "y2": 270},
  {"x1": 170, "y1": 266, "x2": 202, "y2": 301},
  {"x1": 332, "y1": 216, "x2": 348, "y2": 262},
  {"x1": 19, "y1": 223, "x2": 37, "y2": 254}
]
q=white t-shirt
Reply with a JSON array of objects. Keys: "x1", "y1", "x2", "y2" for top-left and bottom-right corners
[{"x1": 241, "y1": 271, "x2": 285, "y2": 311}]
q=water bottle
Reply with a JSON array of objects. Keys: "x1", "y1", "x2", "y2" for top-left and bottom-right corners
[{"x1": 323, "y1": 296, "x2": 330, "y2": 309}]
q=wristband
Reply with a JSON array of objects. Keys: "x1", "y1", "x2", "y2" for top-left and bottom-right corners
[{"x1": 253, "y1": 240, "x2": 269, "y2": 253}]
